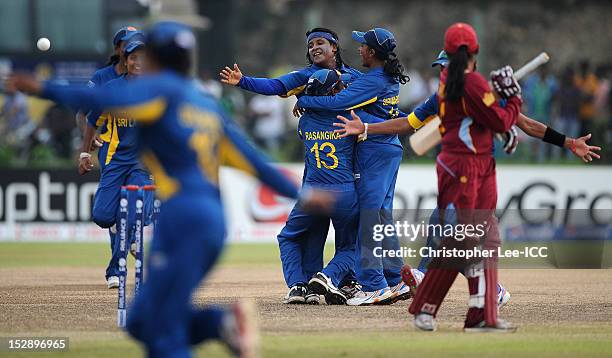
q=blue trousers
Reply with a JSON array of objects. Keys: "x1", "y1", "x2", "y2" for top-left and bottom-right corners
[
  {"x1": 277, "y1": 183, "x2": 358, "y2": 288},
  {"x1": 126, "y1": 193, "x2": 227, "y2": 358},
  {"x1": 92, "y1": 163, "x2": 153, "y2": 279},
  {"x1": 355, "y1": 143, "x2": 404, "y2": 291}
]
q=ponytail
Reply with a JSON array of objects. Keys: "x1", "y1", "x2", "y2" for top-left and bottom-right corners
[
  {"x1": 445, "y1": 46, "x2": 469, "y2": 102},
  {"x1": 373, "y1": 50, "x2": 409, "y2": 84},
  {"x1": 105, "y1": 54, "x2": 120, "y2": 67}
]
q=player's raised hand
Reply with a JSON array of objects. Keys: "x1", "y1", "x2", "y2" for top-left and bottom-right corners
[
  {"x1": 219, "y1": 63, "x2": 243, "y2": 86},
  {"x1": 334, "y1": 110, "x2": 365, "y2": 138},
  {"x1": 569, "y1": 133, "x2": 602, "y2": 163},
  {"x1": 4, "y1": 73, "x2": 43, "y2": 95}
]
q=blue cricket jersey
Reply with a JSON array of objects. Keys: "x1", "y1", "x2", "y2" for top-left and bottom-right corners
[
  {"x1": 87, "y1": 64, "x2": 122, "y2": 88},
  {"x1": 239, "y1": 64, "x2": 362, "y2": 97},
  {"x1": 296, "y1": 67, "x2": 402, "y2": 147},
  {"x1": 87, "y1": 75, "x2": 139, "y2": 166},
  {"x1": 42, "y1": 70, "x2": 299, "y2": 201},
  {"x1": 298, "y1": 109, "x2": 356, "y2": 185}
]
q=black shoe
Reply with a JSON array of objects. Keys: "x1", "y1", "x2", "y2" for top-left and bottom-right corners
[
  {"x1": 305, "y1": 290, "x2": 320, "y2": 305},
  {"x1": 339, "y1": 280, "x2": 362, "y2": 300},
  {"x1": 308, "y1": 272, "x2": 347, "y2": 305},
  {"x1": 283, "y1": 284, "x2": 307, "y2": 304}
]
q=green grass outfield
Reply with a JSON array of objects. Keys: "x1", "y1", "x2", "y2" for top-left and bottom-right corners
[{"x1": 1, "y1": 242, "x2": 612, "y2": 357}]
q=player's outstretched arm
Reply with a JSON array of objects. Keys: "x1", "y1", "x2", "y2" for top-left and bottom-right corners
[
  {"x1": 297, "y1": 77, "x2": 378, "y2": 112},
  {"x1": 517, "y1": 113, "x2": 601, "y2": 162},
  {"x1": 220, "y1": 63, "x2": 287, "y2": 96},
  {"x1": 7, "y1": 73, "x2": 166, "y2": 124},
  {"x1": 334, "y1": 110, "x2": 415, "y2": 138}
]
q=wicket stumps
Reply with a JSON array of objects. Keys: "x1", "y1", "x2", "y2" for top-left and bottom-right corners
[{"x1": 117, "y1": 185, "x2": 158, "y2": 328}]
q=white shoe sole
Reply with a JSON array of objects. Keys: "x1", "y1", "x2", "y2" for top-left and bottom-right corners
[
  {"x1": 464, "y1": 326, "x2": 517, "y2": 333},
  {"x1": 347, "y1": 290, "x2": 392, "y2": 306},
  {"x1": 498, "y1": 291, "x2": 511, "y2": 310}
]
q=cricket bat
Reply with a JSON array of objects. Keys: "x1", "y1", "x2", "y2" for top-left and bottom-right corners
[{"x1": 409, "y1": 52, "x2": 550, "y2": 155}]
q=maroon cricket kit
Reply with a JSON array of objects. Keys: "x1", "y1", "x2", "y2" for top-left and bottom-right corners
[{"x1": 409, "y1": 69, "x2": 521, "y2": 327}]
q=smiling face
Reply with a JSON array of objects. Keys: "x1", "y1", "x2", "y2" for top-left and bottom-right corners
[
  {"x1": 308, "y1": 37, "x2": 337, "y2": 68},
  {"x1": 358, "y1": 44, "x2": 375, "y2": 67},
  {"x1": 126, "y1": 48, "x2": 144, "y2": 76}
]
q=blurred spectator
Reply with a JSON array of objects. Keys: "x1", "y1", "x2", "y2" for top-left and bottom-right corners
[
  {"x1": 552, "y1": 67, "x2": 581, "y2": 160},
  {"x1": 575, "y1": 60, "x2": 599, "y2": 136},
  {"x1": 0, "y1": 88, "x2": 36, "y2": 159},
  {"x1": 197, "y1": 70, "x2": 223, "y2": 99},
  {"x1": 248, "y1": 94, "x2": 285, "y2": 152},
  {"x1": 523, "y1": 65, "x2": 557, "y2": 162},
  {"x1": 399, "y1": 68, "x2": 427, "y2": 113},
  {"x1": 594, "y1": 65, "x2": 611, "y2": 164},
  {"x1": 34, "y1": 104, "x2": 77, "y2": 159}
]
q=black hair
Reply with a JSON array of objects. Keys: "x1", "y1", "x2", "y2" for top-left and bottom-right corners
[
  {"x1": 372, "y1": 48, "x2": 409, "y2": 84},
  {"x1": 445, "y1": 46, "x2": 470, "y2": 102},
  {"x1": 105, "y1": 54, "x2": 120, "y2": 67},
  {"x1": 305, "y1": 27, "x2": 347, "y2": 69},
  {"x1": 104, "y1": 43, "x2": 122, "y2": 66},
  {"x1": 148, "y1": 46, "x2": 191, "y2": 76}
]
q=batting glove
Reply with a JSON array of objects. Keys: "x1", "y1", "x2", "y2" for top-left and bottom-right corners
[
  {"x1": 490, "y1": 65, "x2": 521, "y2": 99},
  {"x1": 495, "y1": 125, "x2": 519, "y2": 154}
]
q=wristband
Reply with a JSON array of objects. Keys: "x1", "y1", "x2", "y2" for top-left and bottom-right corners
[
  {"x1": 570, "y1": 138, "x2": 577, "y2": 154},
  {"x1": 362, "y1": 123, "x2": 368, "y2": 141},
  {"x1": 542, "y1": 127, "x2": 566, "y2": 148},
  {"x1": 79, "y1": 152, "x2": 92, "y2": 160}
]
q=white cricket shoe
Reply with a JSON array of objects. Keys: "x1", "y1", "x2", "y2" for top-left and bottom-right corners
[
  {"x1": 400, "y1": 265, "x2": 424, "y2": 298},
  {"x1": 221, "y1": 300, "x2": 260, "y2": 358},
  {"x1": 346, "y1": 287, "x2": 392, "y2": 306},
  {"x1": 464, "y1": 318, "x2": 517, "y2": 333},
  {"x1": 414, "y1": 313, "x2": 437, "y2": 331},
  {"x1": 382, "y1": 281, "x2": 412, "y2": 305},
  {"x1": 497, "y1": 284, "x2": 511, "y2": 310},
  {"x1": 107, "y1": 276, "x2": 120, "y2": 289}
]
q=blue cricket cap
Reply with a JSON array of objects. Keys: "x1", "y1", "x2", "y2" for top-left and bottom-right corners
[
  {"x1": 113, "y1": 26, "x2": 139, "y2": 46},
  {"x1": 123, "y1": 30, "x2": 145, "y2": 44},
  {"x1": 124, "y1": 41, "x2": 145, "y2": 56},
  {"x1": 352, "y1": 27, "x2": 397, "y2": 55},
  {"x1": 431, "y1": 50, "x2": 449, "y2": 67},
  {"x1": 305, "y1": 69, "x2": 351, "y2": 96},
  {"x1": 146, "y1": 21, "x2": 195, "y2": 52}
]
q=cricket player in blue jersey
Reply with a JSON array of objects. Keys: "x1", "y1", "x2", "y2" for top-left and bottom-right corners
[
  {"x1": 221, "y1": 28, "x2": 363, "y2": 298},
  {"x1": 76, "y1": 27, "x2": 146, "y2": 289},
  {"x1": 80, "y1": 40, "x2": 155, "y2": 289},
  {"x1": 295, "y1": 28, "x2": 420, "y2": 306},
  {"x1": 279, "y1": 69, "x2": 367, "y2": 305},
  {"x1": 220, "y1": 27, "x2": 361, "y2": 98},
  {"x1": 77, "y1": 26, "x2": 144, "y2": 167},
  {"x1": 8, "y1": 21, "x2": 333, "y2": 358}
]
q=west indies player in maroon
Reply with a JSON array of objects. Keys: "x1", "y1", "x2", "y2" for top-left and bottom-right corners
[{"x1": 408, "y1": 23, "x2": 522, "y2": 332}]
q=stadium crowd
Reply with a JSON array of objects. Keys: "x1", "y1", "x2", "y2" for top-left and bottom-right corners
[{"x1": 1, "y1": 60, "x2": 610, "y2": 166}]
